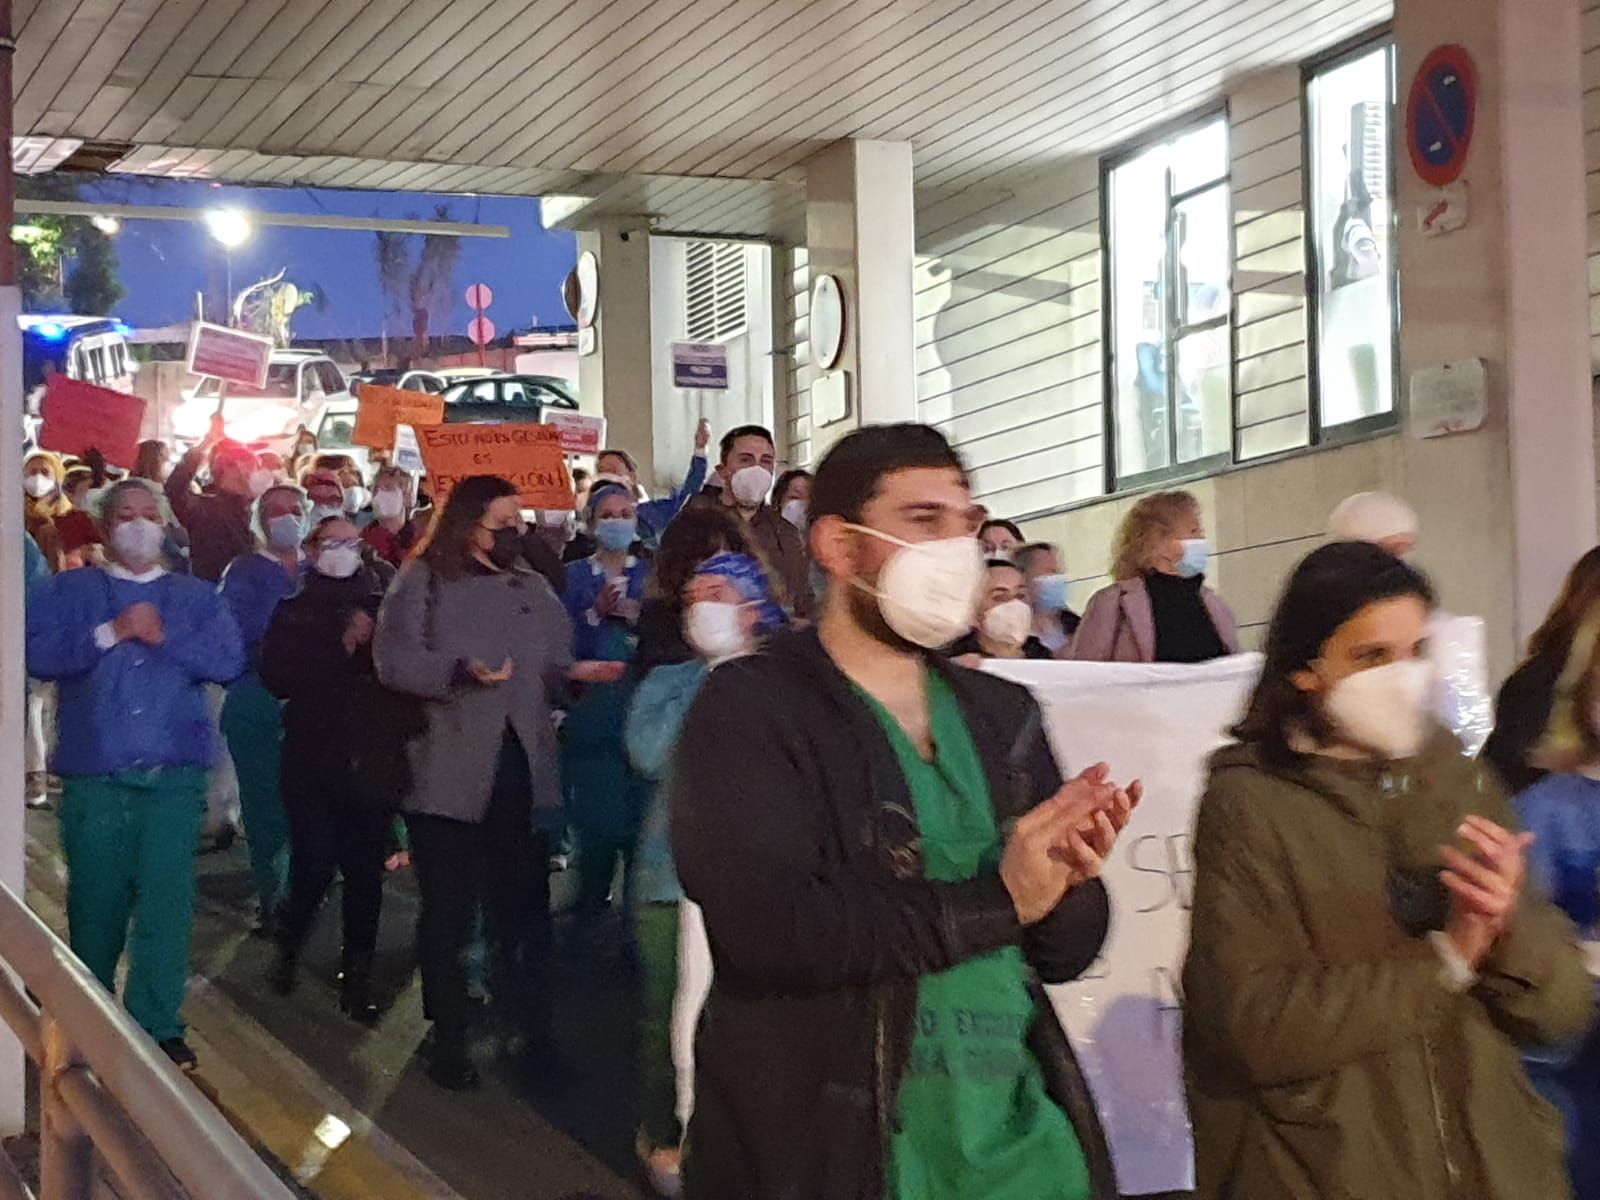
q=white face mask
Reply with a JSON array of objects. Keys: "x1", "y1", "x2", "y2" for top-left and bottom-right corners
[
  {"x1": 781, "y1": 497, "x2": 808, "y2": 531},
  {"x1": 848, "y1": 527, "x2": 986, "y2": 649},
  {"x1": 685, "y1": 601, "x2": 751, "y2": 662},
  {"x1": 343, "y1": 486, "x2": 371, "y2": 514},
  {"x1": 982, "y1": 598, "x2": 1033, "y2": 647},
  {"x1": 372, "y1": 488, "x2": 405, "y2": 520},
  {"x1": 248, "y1": 468, "x2": 275, "y2": 499},
  {"x1": 23, "y1": 474, "x2": 55, "y2": 499},
  {"x1": 1322, "y1": 659, "x2": 1434, "y2": 760},
  {"x1": 730, "y1": 465, "x2": 774, "y2": 507},
  {"x1": 111, "y1": 518, "x2": 166, "y2": 567},
  {"x1": 315, "y1": 546, "x2": 363, "y2": 579}
]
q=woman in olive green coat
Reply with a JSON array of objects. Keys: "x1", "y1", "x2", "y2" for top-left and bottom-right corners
[{"x1": 1184, "y1": 542, "x2": 1594, "y2": 1200}]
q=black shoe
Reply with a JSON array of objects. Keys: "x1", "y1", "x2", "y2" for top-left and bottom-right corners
[
  {"x1": 338, "y1": 971, "x2": 380, "y2": 1027},
  {"x1": 159, "y1": 1038, "x2": 198, "y2": 1072}
]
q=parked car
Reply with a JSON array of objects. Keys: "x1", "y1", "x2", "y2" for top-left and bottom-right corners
[
  {"x1": 350, "y1": 368, "x2": 448, "y2": 394},
  {"x1": 174, "y1": 349, "x2": 350, "y2": 453},
  {"x1": 314, "y1": 373, "x2": 580, "y2": 472}
]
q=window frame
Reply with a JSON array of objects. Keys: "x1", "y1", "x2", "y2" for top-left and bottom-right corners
[
  {"x1": 1099, "y1": 105, "x2": 1237, "y2": 494},
  {"x1": 1302, "y1": 29, "x2": 1402, "y2": 448}
]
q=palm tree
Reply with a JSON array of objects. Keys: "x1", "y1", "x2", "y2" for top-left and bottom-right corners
[{"x1": 373, "y1": 206, "x2": 462, "y2": 359}]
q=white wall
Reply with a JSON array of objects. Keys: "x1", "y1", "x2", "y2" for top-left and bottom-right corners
[{"x1": 649, "y1": 237, "x2": 776, "y2": 488}]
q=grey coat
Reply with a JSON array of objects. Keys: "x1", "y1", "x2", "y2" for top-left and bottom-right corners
[{"x1": 375, "y1": 559, "x2": 573, "y2": 823}]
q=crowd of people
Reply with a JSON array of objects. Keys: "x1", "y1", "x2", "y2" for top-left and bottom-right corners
[{"x1": 15, "y1": 409, "x2": 1600, "y2": 1200}]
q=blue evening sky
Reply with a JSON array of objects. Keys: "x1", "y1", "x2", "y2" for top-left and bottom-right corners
[{"x1": 69, "y1": 176, "x2": 576, "y2": 340}]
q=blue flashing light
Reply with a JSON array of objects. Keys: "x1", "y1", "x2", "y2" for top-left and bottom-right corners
[
  {"x1": 113, "y1": 321, "x2": 134, "y2": 337},
  {"x1": 35, "y1": 322, "x2": 66, "y2": 341}
]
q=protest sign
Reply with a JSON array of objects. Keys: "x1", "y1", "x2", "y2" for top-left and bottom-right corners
[
  {"x1": 39, "y1": 376, "x2": 148, "y2": 468},
  {"x1": 985, "y1": 654, "x2": 1263, "y2": 1196},
  {"x1": 540, "y1": 409, "x2": 607, "y2": 456},
  {"x1": 413, "y1": 422, "x2": 574, "y2": 509},
  {"x1": 187, "y1": 322, "x2": 272, "y2": 389},
  {"x1": 351, "y1": 384, "x2": 445, "y2": 450}
]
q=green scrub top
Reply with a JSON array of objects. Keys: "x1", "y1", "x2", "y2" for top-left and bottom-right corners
[{"x1": 857, "y1": 671, "x2": 1091, "y2": 1200}]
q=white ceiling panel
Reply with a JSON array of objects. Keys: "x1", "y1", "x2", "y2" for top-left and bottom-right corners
[{"x1": 16, "y1": 0, "x2": 1393, "y2": 240}]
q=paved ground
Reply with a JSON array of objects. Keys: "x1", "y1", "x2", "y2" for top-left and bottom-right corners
[{"x1": 25, "y1": 808, "x2": 650, "y2": 1200}]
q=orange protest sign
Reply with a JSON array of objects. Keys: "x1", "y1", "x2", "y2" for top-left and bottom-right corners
[
  {"x1": 413, "y1": 422, "x2": 575, "y2": 510},
  {"x1": 40, "y1": 376, "x2": 148, "y2": 469},
  {"x1": 351, "y1": 384, "x2": 445, "y2": 450}
]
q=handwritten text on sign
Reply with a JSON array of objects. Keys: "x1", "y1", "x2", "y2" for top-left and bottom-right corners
[
  {"x1": 351, "y1": 384, "x2": 445, "y2": 450},
  {"x1": 414, "y1": 423, "x2": 575, "y2": 510}
]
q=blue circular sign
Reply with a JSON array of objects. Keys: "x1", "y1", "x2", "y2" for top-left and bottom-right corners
[{"x1": 1407, "y1": 45, "x2": 1477, "y2": 187}]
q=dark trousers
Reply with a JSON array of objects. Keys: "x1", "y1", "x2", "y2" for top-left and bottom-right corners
[
  {"x1": 406, "y1": 737, "x2": 551, "y2": 1052},
  {"x1": 277, "y1": 788, "x2": 389, "y2": 970}
]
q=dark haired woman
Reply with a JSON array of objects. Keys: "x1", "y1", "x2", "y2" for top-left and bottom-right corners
[
  {"x1": 1485, "y1": 547, "x2": 1600, "y2": 793},
  {"x1": 375, "y1": 475, "x2": 618, "y2": 1089},
  {"x1": 1183, "y1": 541, "x2": 1592, "y2": 1200}
]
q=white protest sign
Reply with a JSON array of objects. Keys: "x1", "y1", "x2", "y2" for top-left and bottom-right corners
[{"x1": 986, "y1": 654, "x2": 1263, "y2": 1197}]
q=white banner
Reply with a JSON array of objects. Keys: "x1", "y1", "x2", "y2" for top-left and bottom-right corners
[{"x1": 987, "y1": 654, "x2": 1264, "y2": 1197}]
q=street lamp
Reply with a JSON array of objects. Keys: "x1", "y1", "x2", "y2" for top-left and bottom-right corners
[{"x1": 203, "y1": 208, "x2": 251, "y2": 325}]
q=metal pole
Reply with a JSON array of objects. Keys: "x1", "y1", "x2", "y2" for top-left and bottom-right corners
[
  {"x1": 39, "y1": 1019, "x2": 92, "y2": 1200},
  {"x1": 0, "y1": 0, "x2": 31, "y2": 1137}
]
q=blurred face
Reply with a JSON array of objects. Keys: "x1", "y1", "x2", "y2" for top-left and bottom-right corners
[
  {"x1": 684, "y1": 573, "x2": 763, "y2": 643},
  {"x1": 596, "y1": 453, "x2": 635, "y2": 485},
  {"x1": 311, "y1": 517, "x2": 360, "y2": 551},
  {"x1": 212, "y1": 449, "x2": 258, "y2": 497},
  {"x1": 977, "y1": 563, "x2": 1026, "y2": 619},
  {"x1": 260, "y1": 489, "x2": 303, "y2": 525},
  {"x1": 594, "y1": 491, "x2": 637, "y2": 524},
  {"x1": 472, "y1": 495, "x2": 525, "y2": 556},
  {"x1": 721, "y1": 434, "x2": 776, "y2": 475},
  {"x1": 1021, "y1": 547, "x2": 1061, "y2": 583},
  {"x1": 780, "y1": 475, "x2": 813, "y2": 508},
  {"x1": 981, "y1": 525, "x2": 1021, "y2": 559},
  {"x1": 1156, "y1": 506, "x2": 1205, "y2": 574},
  {"x1": 814, "y1": 465, "x2": 981, "y2": 645},
  {"x1": 1292, "y1": 595, "x2": 1431, "y2": 699},
  {"x1": 67, "y1": 481, "x2": 92, "y2": 510},
  {"x1": 304, "y1": 471, "x2": 344, "y2": 509},
  {"x1": 104, "y1": 486, "x2": 162, "y2": 533}
]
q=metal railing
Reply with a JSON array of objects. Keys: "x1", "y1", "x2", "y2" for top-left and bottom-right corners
[{"x1": 0, "y1": 881, "x2": 297, "y2": 1200}]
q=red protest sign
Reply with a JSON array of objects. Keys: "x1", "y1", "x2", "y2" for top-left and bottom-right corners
[
  {"x1": 187, "y1": 322, "x2": 272, "y2": 389},
  {"x1": 39, "y1": 376, "x2": 147, "y2": 469},
  {"x1": 413, "y1": 422, "x2": 575, "y2": 510}
]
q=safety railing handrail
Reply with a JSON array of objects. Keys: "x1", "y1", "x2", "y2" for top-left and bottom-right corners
[{"x1": 0, "y1": 880, "x2": 296, "y2": 1199}]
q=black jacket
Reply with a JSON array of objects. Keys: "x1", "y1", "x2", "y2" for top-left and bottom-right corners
[
  {"x1": 672, "y1": 629, "x2": 1115, "y2": 1200},
  {"x1": 260, "y1": 567, "x2": 421, "y2": 811}
]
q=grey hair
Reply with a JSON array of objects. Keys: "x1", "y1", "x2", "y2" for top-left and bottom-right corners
[
  {"x1": 94, "y1": 478, "x2": 161, "y2": 526},
  {"x1": 251, "y1": 484, "x2": 307, "y2": 542}
]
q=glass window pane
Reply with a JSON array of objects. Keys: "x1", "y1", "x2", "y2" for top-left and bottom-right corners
[
  {"x1": 1175, "y1": 329, "x2": 1232, "y2": 463},
  {"x1": 1174, "y1": 185, "x2": 1231, "y2": 330},
  {"x1": 1170, "y1": 118, "x2": 1228, "y2": 193},
  {"x1": 1109, "y1": 147, "x2": 1173, "y2": 478},
  {"x1": 1309, "y1": 45, "x2": 1395, "y2": 428}
]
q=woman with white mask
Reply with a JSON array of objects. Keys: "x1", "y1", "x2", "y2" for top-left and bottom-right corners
[
  {"x1": 1184, "y1": 541, "x2": 1592, "y2": 1200},
  {"x1": 948, "y1": 560, "x2": 1054, "y2": 663},
  {"x1": 624, "y1": 550, "x2": 787, "y2": 1197},
  {"x1": 24, "y1": 480, "x2": 246, "y2": 1071}
]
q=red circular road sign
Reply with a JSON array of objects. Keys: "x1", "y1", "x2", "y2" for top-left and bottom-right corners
[
  {"x1": 1406, "y1": 44, "x2": 1477, "y2": 187},
  {"x1": 465, "y1": 282, "x2": 494, "y2": 311},
  {"x1": 468, "y1": 315, "x2": 496, "y2": 346}
]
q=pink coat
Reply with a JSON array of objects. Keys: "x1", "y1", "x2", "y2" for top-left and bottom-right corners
[{"x1": 1069, "y1": 576, "x2": 1240, "y2": 663}]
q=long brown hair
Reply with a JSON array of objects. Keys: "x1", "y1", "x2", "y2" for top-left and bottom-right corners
[
  {"x1": 415, "y1": 475, "x2": 517, "y2": 581},
  {"x1": 1111, "y1": 490, "x2": 1199, "y2": 581},
  {"x1": 1532, "y1": 607, "x2": 1600, "y2": 773},
  {"x1": 1526, "y1": 545, "x2": 1600, "y2": 661}
]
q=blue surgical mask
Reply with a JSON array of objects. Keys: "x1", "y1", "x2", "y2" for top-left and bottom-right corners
[
  {"x1": 1031, "y1": 573, "x2": 1071, "y2": 613},
  {"x1": 266, "y1": 512, "x2": 306, "y2": 552},
  {"x1": 594, "y1": 517, "x2": 637, "y2": 553},
  {"x1": 1177, "y1": 537, "x2": 1211, "y2": 579}
]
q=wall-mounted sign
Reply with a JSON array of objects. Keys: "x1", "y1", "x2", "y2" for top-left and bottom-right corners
[
  {"x1": 1410, "y1": 358, "x2": 1487, "y2": 438},
  {"x1": 671, "y1": 341, "x2": 729, "y2": 390},
  {"x1": 809, "y1": 274, "x2": 845, "y2": 372},
  {"x1": 1419, "y1": 181, "x2": 1469, "y2": 238},
  {"x1": 574, "y1": 251, "x2": 599, "y2": 329},
  {"x1": 812, "y1": 370, "x2": 851, "y2": 428},
  {"x1": 1407, "y1": 44, "x2": 1477, "y2": 187}
]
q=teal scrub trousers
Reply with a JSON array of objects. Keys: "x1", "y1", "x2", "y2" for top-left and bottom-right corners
[
  {"x1": 219, "y1": 676, "x2": 289, "y2": 918},
  {"x1": 59, "y1": 770, "x2": 208, "y2": 1043}
]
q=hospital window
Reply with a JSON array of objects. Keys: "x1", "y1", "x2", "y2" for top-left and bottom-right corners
[
  {"x1": 1103, "y1": 113, "x2": 1233, "y2": 490},
  {"x1": 1306, "y1": 39, "x2": 1399, "y2": 438}
]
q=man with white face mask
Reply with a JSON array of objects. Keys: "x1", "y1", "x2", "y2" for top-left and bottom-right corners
[
  {"x1": 672, "y1": 423, "x2": 1139, "y2": 1200},
  {"x1": 708, "y1": 424, "x2": 813, "y2": 622},
  {"x1": 25, "y1": 480, "x2": 246, "y2": 1072}
]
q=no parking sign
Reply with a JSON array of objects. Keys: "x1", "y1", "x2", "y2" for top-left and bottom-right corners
[{"x1": 1407, "y1": 44, "x2": 1477, "y2": 186}]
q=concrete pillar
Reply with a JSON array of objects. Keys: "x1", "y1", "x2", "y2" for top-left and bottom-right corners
[
  {"x1": 0, "y1": 0, "x2": 30, "y2": 1133},
  {"x1": 576, "y1": 217, "x2": 655, "y2": 484},
  {"x1": 803, "y1": 139, "x2": 917, "y2": 462},
  {"x1": 1395, "y1": 0, "x2": 1595, "y2": 653}
]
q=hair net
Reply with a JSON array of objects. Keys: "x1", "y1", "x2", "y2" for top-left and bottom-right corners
[
  {"x1": 1329, "y1": 491, "x2": 1418, "y2": 544},
  {"x1": 693, "y1": 552, "x2": 787, "y2": 634}
]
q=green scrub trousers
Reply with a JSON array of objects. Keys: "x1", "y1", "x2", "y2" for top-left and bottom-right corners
[
  {"x1": 59, "y1": 770, "x2": 208, "y2": 1043},
  {"x1": 220, "y1": 675, "x2": 288, "y2": 917}
]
